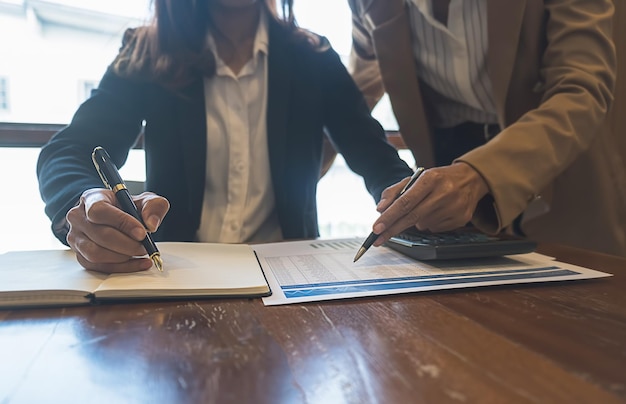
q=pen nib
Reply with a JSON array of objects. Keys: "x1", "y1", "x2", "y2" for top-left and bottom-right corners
[{"x1": 151, "y1": 254, "x2": 164, "y2": 272}]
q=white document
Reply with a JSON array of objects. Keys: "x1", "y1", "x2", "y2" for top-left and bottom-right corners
[{"x1": 255, "y1": 238, "x2": 612, "y2": 306}]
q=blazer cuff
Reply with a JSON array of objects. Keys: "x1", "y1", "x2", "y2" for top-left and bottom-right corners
[
  {"x1": 51, "y1": 197, "x2": 81, "y2": 247},
  {"x1": 52, "y1": 216, "x2": 70, "y2": 246},
  {"x1": 471, "y1": 194, "x2": 500, "y2": 234}
]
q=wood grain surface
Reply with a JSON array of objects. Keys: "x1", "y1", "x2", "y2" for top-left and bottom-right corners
[{"x1": 1, "y1": 244, "x2": 624, "y2": 403}]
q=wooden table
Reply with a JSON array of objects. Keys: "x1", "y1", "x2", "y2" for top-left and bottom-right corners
[{"x1": 1, "y1": 244, "x2": 625, "y2": 403}]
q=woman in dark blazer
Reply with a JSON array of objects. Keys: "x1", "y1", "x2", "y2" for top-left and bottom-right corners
[{"x1": 37, "y1": 0, "x2": 412, "y2": 273}]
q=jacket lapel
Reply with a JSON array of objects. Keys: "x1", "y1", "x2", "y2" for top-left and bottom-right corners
[
  {"x1": 176, "y1": 78, "x2": 207, "y2": 216},
  {"x1": 266, "y1": 21, "x2": 292, "y2": 197},
  {"x1": 364, "y1": 0, "x2": 528, "y2": 164},
  {"x1": 365, "y1": 0, "x2": 435, "y2": 167},
  {"x1": 486, "y1": 0, "x2": 527, "y2": 124}
]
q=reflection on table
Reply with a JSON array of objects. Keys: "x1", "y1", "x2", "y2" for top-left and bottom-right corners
[{"x1": 1, "y1": 244, "x2": 625, "y2": 403}]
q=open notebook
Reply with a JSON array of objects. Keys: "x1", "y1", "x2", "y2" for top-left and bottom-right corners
[{"x1": 0, "y1": 242, "x2": 270, "y2": 308}]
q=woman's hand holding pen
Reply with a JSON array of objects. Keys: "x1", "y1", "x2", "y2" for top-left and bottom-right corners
[
  {"x1": 65, "y1": 188, "x2": 170, "y2": 273},
  {"x1": 371, "y1": 162, "x2": 490, "y2": 247}
]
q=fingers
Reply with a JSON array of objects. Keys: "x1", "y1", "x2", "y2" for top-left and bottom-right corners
[
  {"x1": 412, "y1": 192, "x2": 473, "y2": 231},
  {"x1": 134, "y1": 193, "x2": 170, "y2": 232},
  {"x1": 376, "y1": 176, "x2": 411, "y2": 212},
  {"x1": 69, "y1": 218, "x2": 154, "y2": 273},
  {"x1": 371, "y1": 165, "x2": 487, "y2": 246},
  {"x1": 68, "y1": 212, "x2": 146, "y2": 257},
  {"x1": 65, "y1": 188, "x2": 170, "y2": 274},
  {"x1": 81, "y1": 189, "x2": 146, "y2": 240},
  {"x1": 75, "y1": 253, "x2": 153, "y2": 274},
  {"x1": 372, "y1": 195, "x2": 427, "y2": 246},
  {"x1": 372, "y1": 174, "x2": 432, "y2": 244}
]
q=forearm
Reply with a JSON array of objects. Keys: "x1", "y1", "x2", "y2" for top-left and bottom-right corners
[
  {"x1": 37, "y1": 138, "x2": 103, "y2": 243},
  {"x1": 38, "y1": 79, "x2": 146, "y2": 240},
  {"x1": 320, "y1": 48, "x2": 411, "y2": 201},
  {"x1": 458, "y1": 0, "x2": 616, "y2": 233}
]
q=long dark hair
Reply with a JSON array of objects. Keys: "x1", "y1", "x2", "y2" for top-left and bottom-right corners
[{"x1": 112, "y1": 0, "x2": 305, "y2": 88}]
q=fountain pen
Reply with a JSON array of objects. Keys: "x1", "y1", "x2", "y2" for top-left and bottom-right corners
[
  {"x1": 91, "y1": 146, "x2": 163, "y2": 271},
  {"x1": 353, "y1": 167, "x2": 425, "y2": 262}
]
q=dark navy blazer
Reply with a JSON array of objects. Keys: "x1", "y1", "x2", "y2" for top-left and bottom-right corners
[{"x1": 37, "y1": 21, "x2": 412, "y2": 244}]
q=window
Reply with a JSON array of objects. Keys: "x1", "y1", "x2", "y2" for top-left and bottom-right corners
[
  {"x1": 0, "y1": 1, "x2": 152, "y2": 251},
  {"x1": 0, "y1": 77, "x2": 8, "y2": 112},
  {"x1": 0, "y1": 0, "x2": 408, "y2": 250},
  {"x1": 78, "y1": 80, "x2": 99, "y2": 103},
  {"x1": 294, "y1": 0, "x2": 398, "y2": 130},
  {"x1": 0, "y1": 0, "x2": 152, "y2": 124},
  {"x1": 294, "y1": 0, "x2": 406, "y2": 237},
  {"x1": 1, "y1": 0, "x2": 396, "y2": 127}
]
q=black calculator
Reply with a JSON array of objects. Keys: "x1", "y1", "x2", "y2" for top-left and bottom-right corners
[{"x1": 385, "y1": 227, "x2": 537, "y2": 261}]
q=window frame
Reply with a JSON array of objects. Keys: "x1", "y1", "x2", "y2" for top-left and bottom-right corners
[
  {"x1": 0, "y1": 77, "x2": 9, "y2": 112},
  {"x1": 0, "y1": 122, "x2": 406, "y2": 149}
]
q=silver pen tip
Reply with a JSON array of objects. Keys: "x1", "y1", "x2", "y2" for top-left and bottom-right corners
[{"x1": 353, "y1": 247, "x2": 366, "y2": 263}]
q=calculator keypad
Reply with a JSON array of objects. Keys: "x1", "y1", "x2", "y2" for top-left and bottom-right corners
[
  {"x1": 387, "y1": 228, "x2": 536, "y2": 260},
  {"x1": 395, "y1": 230, "x2": 498, "y2": 245}
]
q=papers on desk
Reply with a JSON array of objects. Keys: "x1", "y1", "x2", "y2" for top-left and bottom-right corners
[
  {"x1": 255, "y1": 238, "x2": 612, "y2": 306},
  {"x1": 0, "y1": 239, "x2": 612, "y2": 309}
]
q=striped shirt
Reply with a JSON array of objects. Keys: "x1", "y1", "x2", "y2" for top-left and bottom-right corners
[{"x1": 407, "y1": 0, "x2": 498, "y2": 127}]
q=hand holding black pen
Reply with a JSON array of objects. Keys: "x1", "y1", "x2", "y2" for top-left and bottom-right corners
[
  {"x1": 354, "y1": 167, "x2": 425, "y2": 262},
  {"x1": 92, "y1": 146, "x2": 164, "y2": 271}
]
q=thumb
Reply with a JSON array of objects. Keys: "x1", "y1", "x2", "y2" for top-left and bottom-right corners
[{"x1": 134, "y1": 193, "x2": 170, "y2": 232}]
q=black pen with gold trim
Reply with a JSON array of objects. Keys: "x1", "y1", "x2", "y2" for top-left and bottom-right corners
[
  {"x1": 354, "y1": 167, "x2": 425, "y2": 262},
  {"x1": 91, "y1": 146, "x2": 163, "y2": 271}
]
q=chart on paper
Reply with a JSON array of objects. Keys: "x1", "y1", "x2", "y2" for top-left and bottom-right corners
[{"x1": 254, "y1": 239, "x2": 612, "y2": 305}]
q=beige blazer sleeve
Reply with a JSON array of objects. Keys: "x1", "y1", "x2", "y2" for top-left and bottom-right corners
[{"x1": 458, "y1": 0, "x2": 617, "y2": 233}]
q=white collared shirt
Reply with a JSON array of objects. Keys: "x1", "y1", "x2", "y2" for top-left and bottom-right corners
[
  {"x1": 196, "y1": 12, "x2": 283, "y2": 243},
  {"x1": 407, "y1": 0, "x2": 498, "y2": 127}
]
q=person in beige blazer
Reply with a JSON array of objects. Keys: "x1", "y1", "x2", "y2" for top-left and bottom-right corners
[{"x1": 336, "y1": 0, "x2": 626, "y2": 257}]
